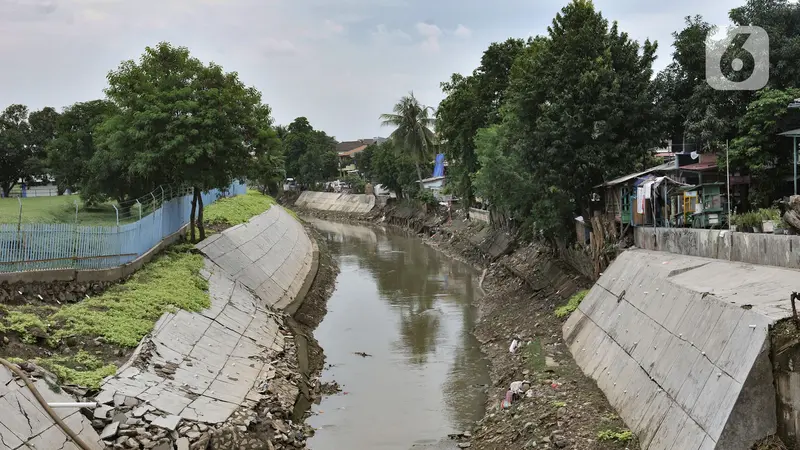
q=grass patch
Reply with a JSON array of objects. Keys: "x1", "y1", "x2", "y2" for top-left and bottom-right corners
[
  {"x1": 50, "y1": 243, "x2": 209, "y2": 347},
  {"x1": 551, "y1": 401, "x2": 567, "y2": 408},
  {"x1": 0, "y1": 195, "x2": 134, "y2": 226},
  {"x1": 524, "y1": 338, "x2": 546, "y2": 373},
  {"x1": 204, "y1": 190, "x2": 275, "y2": 226},
  {"x1": 37, "y1": 351, "x2": 118, "y2": 388},
  {"x1": 5, "y1": 311, "x2": 50, "y2": 344},
  {"x1": 597, "y1": 429, "x2": 633, "y2": 443},
  {"x1": 555, "y1": 289, "x2": 589, "y2": 318}
]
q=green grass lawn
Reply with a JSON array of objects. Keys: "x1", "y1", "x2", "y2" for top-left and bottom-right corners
[
  {"x1": 203, "y1": 189, "x2": 276, "y2": 226},
  {"x1": 0, "y1": 195, "x2": 126, "y2": 226}
]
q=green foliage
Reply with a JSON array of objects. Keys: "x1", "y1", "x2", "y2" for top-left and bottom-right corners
[
  {"x1": 415, "y1": 188, "x2": 438, "y2": 208},
  {"x1": 0, "y1": 104, "x2": 33, "y2": 197},
  {"x1": 353, "y1": 145, "x2": 374, "y2": 180},
  {"x1": 202, "y1": 190, "x2": 275, "y2": 227},
  {"x1": 282, "y1": 117, "x2": 338, "y2": 186},
  {"x1": 552, "y1": 401, "x2": 567, "y2": 408},
  {"x1": 51, "y1": 244, "x2": 209, "y2": 347},
  {"x1": 370, "y1": 141, "x2": 420, "y2": 200},
  {"x1": 343, "y1": 174, "x2": 366, "y2": 194},
  {"x1": 597, "y1": 429, "x2": 633, "y2": 443},
  {"x1": 758, "y1": 208, "x2": 782, "y2": 222},
  {"x1": 38, "y1": 351, "x2": 118, "y2": 388},
  {"x1": 555, "y1": 290, "x2": 589, "y2": 318},
  {"x1": 48, "y1": 100, "x2": 119, "y2": 199},
  {"x1": 437, "y1": 38, "x2": 525, "y2": 204},
  {"x1": 381, "y1": 93, "x2": 437, "y2": 185},
  {"x1": 5, "y1": 311, "x2": 49, "y2": 344}
]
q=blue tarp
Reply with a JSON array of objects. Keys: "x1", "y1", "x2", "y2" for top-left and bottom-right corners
[{"x1": 433, "y1": 153, "x2": 445, "y2": 177}]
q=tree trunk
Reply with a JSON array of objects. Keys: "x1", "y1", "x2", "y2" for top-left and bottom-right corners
[
  {"x1": 1, "y1": 182, "x2": 15, "y2": 198},
  {"x1": 415, "y1": 162, "x2": 423, "y2": 192},
  {"x1": 190, "y1": 188, "x2": 197, "y2": 243},
  {"x1": 197, "y1": 189, "x2": 206, "y2": 241}
]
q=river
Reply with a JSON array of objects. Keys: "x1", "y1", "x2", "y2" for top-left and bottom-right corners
[{"x1": 305, "y1": 218, "x2": 490, "y2": 450}]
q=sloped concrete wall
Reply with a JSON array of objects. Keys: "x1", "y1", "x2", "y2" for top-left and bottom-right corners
[
  {"x1": 195, "y1": 205, "x2": 316, "y2": 312},
  {"x1": 634, "y1": 227, "x2": 800, "y2": 270},
  {"x1": 295, "y1": 191, "x2": 376, "y2": 214},
  {"x1": 563, "y1": 249, "x2": 800, "y2": 450}
]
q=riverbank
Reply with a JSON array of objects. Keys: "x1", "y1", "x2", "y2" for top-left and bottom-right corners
[
  {"x1": 291, "y1": 201, "x2": 634, "y2": 449},
  {"x1": 0, "y1": 192, "x2": 338, "y2": 450}
]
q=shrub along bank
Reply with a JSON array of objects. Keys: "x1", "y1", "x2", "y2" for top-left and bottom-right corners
[{"x1": 0, "y1": 191, "x2": 277, "y2": 388}]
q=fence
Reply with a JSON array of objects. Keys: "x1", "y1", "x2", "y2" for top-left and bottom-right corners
[{"x1": 0, "y1": 181, "x2": 247, "y2": 273}]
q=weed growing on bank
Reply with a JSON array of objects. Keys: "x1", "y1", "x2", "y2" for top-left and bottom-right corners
[
  {"x1": 51, "y1": 243, "x2": 209, "y2": 347},
  {"x1": 597, "y1": 429, "x2": 633, "y2": 443},
  {"x1": 204, "y1": 189, "x2": 275, "y2": 226},
  {"x1": 38, "y1": 351, "x2": 118, "y2": 388},
  {"x1": 555, "y1": 289, "x2": 588, "y2": 318}
]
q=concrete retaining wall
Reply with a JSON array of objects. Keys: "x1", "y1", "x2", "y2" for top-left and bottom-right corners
[
  {"x1": 295, "y1": 191, "x2": 375, "y2": 214},
  {"x1": 469, "y1": 208, "x2": 490, "y2": 224},
  {"x1": 634, "y1": 227, "x2": 800, "y2": 270},
  {"x1": 196, "y1": 205, "x2": 315, "y2": 311},
  {"x1": 564, "y1": 249, "x2": 800, "y2": 450}
]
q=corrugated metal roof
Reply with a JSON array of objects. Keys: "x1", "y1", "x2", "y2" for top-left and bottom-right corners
[{"x1": 595, "y1": 161, "x2": 677, "y2": 188}]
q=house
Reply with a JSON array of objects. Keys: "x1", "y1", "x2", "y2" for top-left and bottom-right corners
[
  {"x1": 419, "y1": 154, "x2": 450, "y2": 201},
  {"x1": 336, "y1": 139, "x2": 376, "y2": 176},
  {"x1": 593, "y1": 161, "x2": 678, "y2": 227}
]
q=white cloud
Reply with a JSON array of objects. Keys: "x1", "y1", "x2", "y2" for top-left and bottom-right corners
[
  {"x1": 416, "y1": 22, "x2": 442, "y2": 52},
  {"x1": 453, "y1": 24, "x2": 471, "y2": 38},
  {"x1": 373, "y1": 24, "x2": 412, "y2": 43},
  {"x1": 261, "y1": 37, "x2": 296, "y2": 54}
]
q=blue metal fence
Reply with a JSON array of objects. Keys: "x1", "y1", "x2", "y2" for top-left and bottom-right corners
[{"x1": 0, "y1": 181, "x2": 247, "y2": 273}]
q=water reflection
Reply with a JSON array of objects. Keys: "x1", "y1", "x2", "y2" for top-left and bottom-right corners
[{"x1": 305, "y1": 218, "x2": 490, "y2": 450}]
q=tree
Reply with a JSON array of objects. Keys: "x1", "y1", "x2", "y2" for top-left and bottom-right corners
[
  {"x1": 370, "y1": 140, "x2": 419, "y2": 200},
  {"x1": 484, "y1": 0, "x2": 659, "y2": 240},
  {"x1": 380, "y1": 93, "x2": 436, "y2": 186},
  {"x1": 48, "y1": 100, "x2": 118, "y2": 197},
  {"x1": 437, "y1": 38, "x2": 525, "y2": 207},
  {"x1": 353, "y1": 144, "x2": 374, "y2": 180},
  {"x1": 27, "y1": 106, "x2": 59, "y2": 182},
  {"x1": 97, "y1": 42, "x2": 268, "y2": 241},
  {"x1": 0, "y1": 105, "x2": 31, "y2": 197},
  {"x1": 282, "y1": 117, "x2": 338, "y2": 187}
]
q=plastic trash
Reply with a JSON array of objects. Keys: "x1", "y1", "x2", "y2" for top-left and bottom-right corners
[{"x1": 509, "y1": 339, "x2": 519, "y2": 353}]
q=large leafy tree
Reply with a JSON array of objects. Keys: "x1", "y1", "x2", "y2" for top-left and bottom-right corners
[
  {"x1": 96, "y1": 42, "x2": 269, "y2": 240},
  {"x1": 380, "y1": 93, "x2": 436, "y2": 186},
  {"x1": 48, "y1": 100, "x2": 118, "y2": 197},
  {"x1": 437, "y1": 38, "x2": 524, "y2": 206},
  {"x1": 370, "y1": 140, "x2": 419, "y2": 200},
  {"x1": 0, "y1": 105, "x2": 32, "y2": 197},
  {"x1": 282, "y1": 117, "x2": 338, "y2": 187},
  {"x1": 475, "y1": 0, "x2": 659, "y2": 240},
  {"x1": 27, "y1": 106, "x2": 59, "y2": 182}
]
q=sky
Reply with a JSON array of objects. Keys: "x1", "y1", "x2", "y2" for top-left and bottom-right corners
[{"x1": 0, "y1": 0, "x2": 744, "y2": 141}]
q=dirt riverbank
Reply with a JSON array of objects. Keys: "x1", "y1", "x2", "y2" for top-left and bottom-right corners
[{"x1": 292, "y1": 204, "x2": 635, "y2": 450}]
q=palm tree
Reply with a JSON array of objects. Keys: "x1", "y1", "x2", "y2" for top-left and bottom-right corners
[{"x1": 380, "y1": 92, "x2": 437, "y2": 188}]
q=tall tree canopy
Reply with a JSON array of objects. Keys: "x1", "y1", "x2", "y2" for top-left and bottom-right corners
[
  {"x1": 472, "y1": 0, "x2": 659, "y2": 239},
  {"x1": 282, "y1": 117, "x2": 338, "y2": 187},
  {"x1": 95, "y1": 42, "x2": 274, "y2": 240},
  {"x1": 0, "y1": 105, "x2": 32, "y2": 197},
  {"x1": 380, "y1": 93, "x2": 437, "y2": 186},
  {"x1": 437, "y1": 38, "x2": 525, "y2": 206}
]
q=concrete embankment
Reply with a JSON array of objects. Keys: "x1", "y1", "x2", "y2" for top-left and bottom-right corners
[
  {"x1": 0, "y1": 205, "x2": 320, "y2": 450},
  {"x1": 294, "y1": 191, "x2": 375, "y2": 214},
  {"x1": 564, "y1": 249, "x2": 800, "y2": 449}
]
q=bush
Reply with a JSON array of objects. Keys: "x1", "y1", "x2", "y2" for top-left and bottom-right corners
[
  {"x1": 555, "y1": 289, "x2": 588, "y2": 318},
  {"x1": 343, "y1": 174, "x2": 366, "y2": 194},
  {"x1": 415, "y1": 188, "x2": 439, "y2": 208}
]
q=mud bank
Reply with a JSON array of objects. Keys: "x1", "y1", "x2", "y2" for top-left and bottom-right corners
[{"x1": 291, "y1": 203, "x2": 634, "y2": 449}]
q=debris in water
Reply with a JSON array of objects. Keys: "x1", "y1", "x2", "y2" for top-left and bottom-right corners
[{"x1": 354, "y1": 352, "x2": 372, "y2": 357}]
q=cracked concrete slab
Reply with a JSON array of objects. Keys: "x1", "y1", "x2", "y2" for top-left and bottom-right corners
[{"x1": 93, "y1": 205, "x2": 314, "y2": 427}]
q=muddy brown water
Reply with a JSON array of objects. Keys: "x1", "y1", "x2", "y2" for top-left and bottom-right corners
[{"x1": 305, "y1": 218, "x2": 490, "y2": 450}]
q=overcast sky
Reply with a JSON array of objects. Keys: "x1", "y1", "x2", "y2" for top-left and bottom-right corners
[{"x1": 0, "y1": 0, "x2": 742, "y2": 141}]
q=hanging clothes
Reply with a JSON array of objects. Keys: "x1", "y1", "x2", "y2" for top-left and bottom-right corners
[
  {"x1": 636, "y1": 186, "x2": 645, "y2": 214},
  {"x1": 643, "y1": 180, "x2": 654, "y2": 200}
]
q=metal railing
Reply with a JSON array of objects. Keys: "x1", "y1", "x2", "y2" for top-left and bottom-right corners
[{"x1": 0, "y1": 182, "x2": 246, "y2": 273}]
